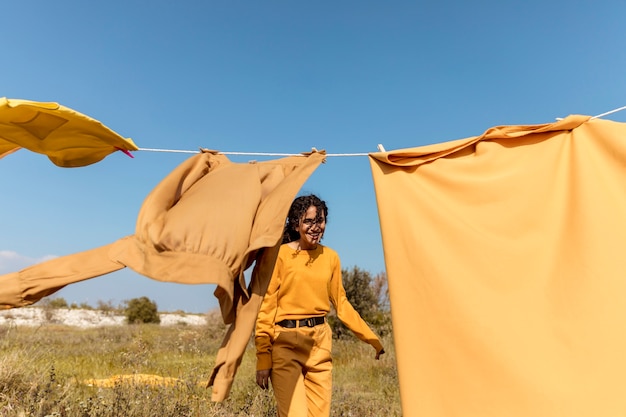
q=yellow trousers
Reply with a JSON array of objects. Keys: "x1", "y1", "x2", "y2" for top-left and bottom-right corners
[{"x1": 271, "y1": 322, "x2": 333, "y2": 417}]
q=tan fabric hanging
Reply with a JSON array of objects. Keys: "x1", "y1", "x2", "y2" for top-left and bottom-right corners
[
  {"x1": 369, "y1": 115, "x2": 626, "y2": 417},
  {"x1": 0, "y1": 149, "x2": 325, "y2": 400}
]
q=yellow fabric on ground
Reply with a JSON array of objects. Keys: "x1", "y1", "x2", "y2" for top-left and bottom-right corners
[
  {"x1": 0, "y1": 97, "x2": 137, "y2": 166},
  {"x1": 370, "y1": 115, "x2": 626, "y2": 417},
  {"x1": 83, "y1": 374, "x2": 183, "y2": 388}
]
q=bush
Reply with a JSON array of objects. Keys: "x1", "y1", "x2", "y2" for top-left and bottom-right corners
[
  {"x1": 97, "y1": 299, "x2": 120, "y2": 314},
  {"x1": 43, "y1": 297, "x2": 69, "y2": 309},
  {"x1": 124, "y1": 297, "x2": 161, "y2": 324}
]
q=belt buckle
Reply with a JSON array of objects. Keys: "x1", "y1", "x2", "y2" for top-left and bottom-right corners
[{"x1": 305, "y1": 318, "x2": 314, "y2": 327}]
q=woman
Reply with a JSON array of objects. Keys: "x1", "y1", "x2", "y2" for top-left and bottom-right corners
[{"x1": 255, "y1": 194, "x2": 385, "y2": 417}]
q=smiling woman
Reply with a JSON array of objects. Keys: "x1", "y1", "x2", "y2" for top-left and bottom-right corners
[{"x1": 254, "y1": 194, "x2": 385, "y2": 417}]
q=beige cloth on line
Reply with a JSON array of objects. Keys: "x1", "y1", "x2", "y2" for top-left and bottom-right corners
[
  {"x1": 0, "y1": 149, "x2": 325, "y2": 401},
  {"x1": 369, "y1": 115, "x2": 626, "y2": 417}
]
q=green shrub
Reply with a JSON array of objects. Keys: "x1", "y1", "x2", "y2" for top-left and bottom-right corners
[
  {"x1": 43, "y1": 297, "x2": 69, "y2": 309},
  {"x1": 124, "y1": 296, "x2": 161, "y2": 324}
]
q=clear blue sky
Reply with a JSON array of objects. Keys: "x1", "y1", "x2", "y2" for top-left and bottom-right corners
[{"x1": 2, "y1": 1, "x2": 626, "y2": 313}]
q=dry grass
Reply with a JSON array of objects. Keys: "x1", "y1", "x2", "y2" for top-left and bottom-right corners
[{"x1": 0, "y1": 313, "x2": 400, "y2": 416}]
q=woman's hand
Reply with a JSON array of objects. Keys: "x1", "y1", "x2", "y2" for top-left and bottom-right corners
[
  {"x1": 256, "y1": 369, "x2": 272, "y2": 389},
  {"x1": 376, "y1": 349, "x2": 385, "y2": 360}
]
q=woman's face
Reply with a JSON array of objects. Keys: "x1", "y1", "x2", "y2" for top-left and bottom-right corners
[{"x1": 296, "y1": 205, "x2": 326, "y2": 249}]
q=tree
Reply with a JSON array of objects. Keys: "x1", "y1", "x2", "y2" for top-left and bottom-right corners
[
  {"x1": 343, "y1": 266, "x2": 378, "y2": 322},
  {"x1": 124, "y1": 296, "x2": 161, "y2": 324},
  {"x1": 328, "y1": 266, "x2": 392, "y2": 338},
  {"x1": 372, "y1": 271, "x2": 391, "y2": 312}
]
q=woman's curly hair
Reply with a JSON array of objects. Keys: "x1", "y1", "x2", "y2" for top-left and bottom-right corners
[{"x1": 282, "y1": 194, "x2": 329, "y2": 243}]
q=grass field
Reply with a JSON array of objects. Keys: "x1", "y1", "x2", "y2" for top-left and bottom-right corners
[{"x1": 0, "y1": 311, "x2": 401, "y2": 416}]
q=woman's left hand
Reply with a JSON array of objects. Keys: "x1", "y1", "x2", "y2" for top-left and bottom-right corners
[{"x1": 256, "y1": 369, "x2": 272, "y2": 389}]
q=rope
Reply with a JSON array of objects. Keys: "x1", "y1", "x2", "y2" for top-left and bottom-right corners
[
  {"x1": 592, "y1": 105, "x2": 626, "y2": 120},
  {"x1": 557, "y1": 105, "x2": 626, "y2": 121},
  {"x1": 137, "y1": 106, "x2": 626, "y2": 156},
  {"x1": 137, "y1": 147, "x2": 370, "y2": 157}
]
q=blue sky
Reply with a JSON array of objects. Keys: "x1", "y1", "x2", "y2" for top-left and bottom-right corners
[{"x1": 2, "y1": 1, "x2": 626, "y2": 313}]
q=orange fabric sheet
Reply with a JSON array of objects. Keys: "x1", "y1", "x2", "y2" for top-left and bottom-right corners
[
  {"x1": 0, "y1": 149, "x2": 325, "y2": 400},
  {"x1": 369, "y1": 115, "x2": 626, "y2": 417},
  {"x1": 0, "y1": 97, "x2": 137, "y2": 166}
]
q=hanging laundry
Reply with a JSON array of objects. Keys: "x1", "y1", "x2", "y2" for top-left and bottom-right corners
[
  {"x1": 369, "y1": 115, "x2": 626, "y2": 417},
  {"x1": 0, "y1": 97, "x2": 137, "y2": 166},
  {"x1": 0, "y1": 149, "x2": 325, "y2": 401}
]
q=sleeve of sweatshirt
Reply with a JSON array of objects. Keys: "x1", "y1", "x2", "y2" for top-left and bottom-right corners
[
  {"x1": 255, "y1": 256, "x2": 282, "y2": 371},
  {"x1": 329, "y1": 252, "x2": 384, "y2": 355}
]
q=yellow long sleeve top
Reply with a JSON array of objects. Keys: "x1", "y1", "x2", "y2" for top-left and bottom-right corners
[{"x1": 255, "y1": 243, "x2": 384, "y2": 370}]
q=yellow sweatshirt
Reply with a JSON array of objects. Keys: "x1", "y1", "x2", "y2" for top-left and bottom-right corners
[{"x1": 255, "y1": 243, "x2": 384, "y2": 370}]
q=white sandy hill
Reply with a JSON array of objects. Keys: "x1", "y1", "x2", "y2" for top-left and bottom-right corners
[{"x1": 0, "y1": 307, "x2": 207, "y2": 328}]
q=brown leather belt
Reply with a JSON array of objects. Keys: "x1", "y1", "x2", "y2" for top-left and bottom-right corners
[{"x1": 277, "y1": 316, "x2": 325, "y2": 328}]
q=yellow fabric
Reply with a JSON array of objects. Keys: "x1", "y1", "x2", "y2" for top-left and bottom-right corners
[
  {"x1": 84, "y1": 374, "x2": 183, "y2": 388},
  {"x1": 369, "y1": 115, "x2": 626, "y2": 417},
  {"x1": 255, "y1": 244, "x2": 384, "y2": 371},
  {"x1": 271, "y1": 323, "x2": 333, "y2": 417},
  {"x1": 0, "y1": 149, "x2": 325, "y2": 401},
  {"x1": 0, "y1": 97, "x2": 137, "y2": 167}
]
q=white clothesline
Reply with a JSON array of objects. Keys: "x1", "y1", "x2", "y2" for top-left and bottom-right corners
[
  {"x1": 591, "y1": 105, "x2": 626, "y2": 120},
  {"x1": 554, "y1": 105, "x2": 626, "y2": 121},
  {"x1": 136, "y1": 148, "x2": 372, "y2": 157},
  {"x1": 137, "y1": 106, "x2": 626, "y2": 157}
]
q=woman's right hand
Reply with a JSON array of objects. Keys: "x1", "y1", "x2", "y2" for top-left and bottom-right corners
[{"x1": 256, "y1": 369, "x2": 271, "y2": 389}]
